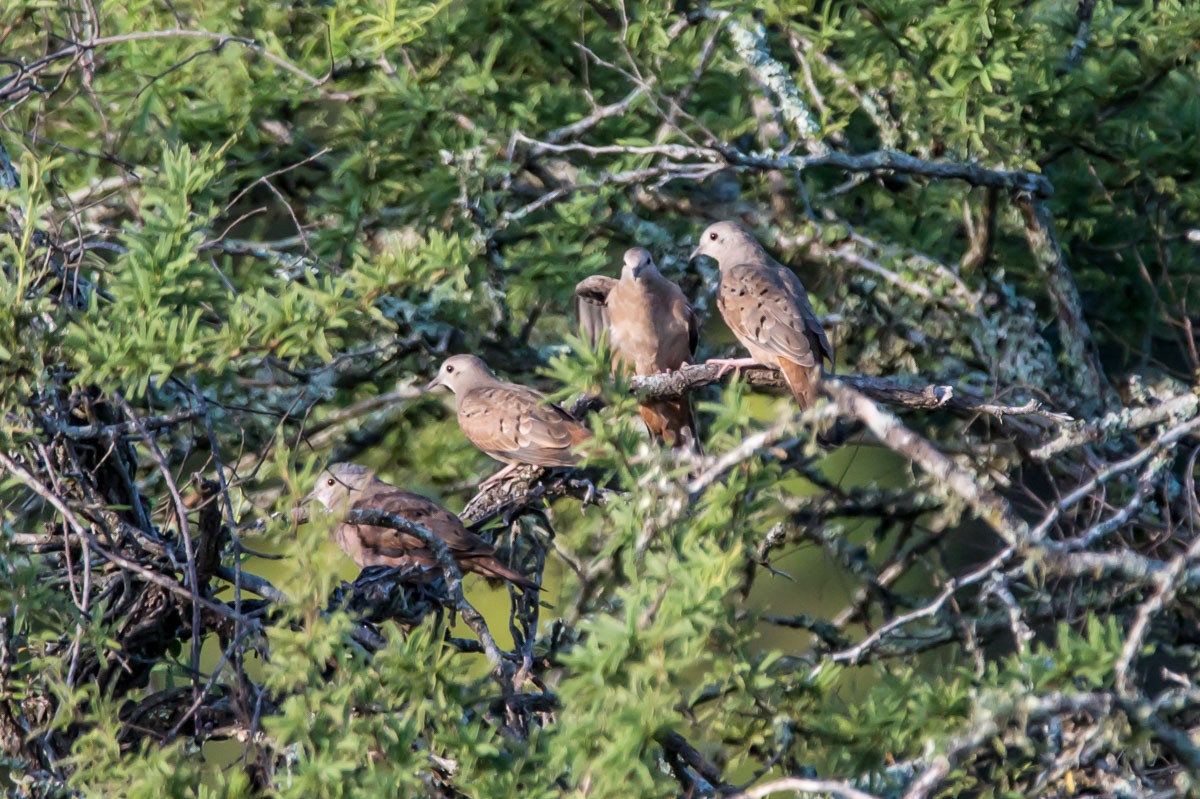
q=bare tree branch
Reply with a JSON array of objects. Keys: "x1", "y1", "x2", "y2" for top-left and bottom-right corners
[
  {"x1": 1018, "y1": 197, "x2": 1113, "y2": 411},
  {"x1": 822, "y1": 382, "x2": 1030, "y2": 546},
  {"x1": 512, "y1": 133, "x2": 1053, "y2": 197},
  {"x1": 629, "y1": 362, "x2": 1071, "y2": 425}
]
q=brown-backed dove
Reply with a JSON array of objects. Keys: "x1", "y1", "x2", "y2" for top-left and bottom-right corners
[
  {"x1": 426, "y1": 354, "x2": 593, "y2": 486},
  {"x1": 574, "y1": 247, "x2": 702, "y2": 450},
  {"x1": 690, "y1": 220, "x2": 834, "y2": 409},
  {"x1": 307, "y1": 463, "x2": 539, "y2": 590}
]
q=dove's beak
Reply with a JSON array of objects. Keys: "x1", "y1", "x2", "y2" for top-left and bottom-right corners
[
  {"x1": 689, "y1": 244, "x2": 703, "y2": 263},
  {"x1": 424, "y1": 376, "x2": 443, "y2": 392},
  {"x1": 301, "y1": 490, "x2": 316, "y2": 505}
]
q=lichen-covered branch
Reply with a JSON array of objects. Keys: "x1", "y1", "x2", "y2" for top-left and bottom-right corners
[
  {"x1": 513, "y1": 134, "x2": 1053, "y2": 197},
  {"x1": 1032, "y1": 389, "x2": 1199, "y2": 460},
  {"x1": 710, "y1": 13, "x2": 828, "y2": 155},
  {"x1": 1018, "y1": 197, "x2": 1112, "y2": 411},
  {"x1": 629, "y1": 362, "x2": 1071, "y2": 426},
  {"x1": 459, "y1": 466, "x2": 612, "y2": 528}
]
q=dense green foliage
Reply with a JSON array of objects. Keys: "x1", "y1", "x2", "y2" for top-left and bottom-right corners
[{"x1": 3, "y1": 1, "x2": 1200, "y2": 797}]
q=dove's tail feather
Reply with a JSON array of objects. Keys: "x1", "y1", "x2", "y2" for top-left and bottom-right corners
[
  {"x1": 464, "y1": 556, "x2": 541, "y2": 592},
  {"x1": 640, "y1": 399, "x2": 704, "y2": 456},
  {"x1": 778, "y1": 359, "x2": 820, "y2": 411},
  {"x1": 568, "y1": 421, "x2": 594, "y2": 447}
]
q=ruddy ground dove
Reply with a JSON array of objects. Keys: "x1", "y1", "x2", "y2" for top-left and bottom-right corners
[
  {"x1": 574, "y1": 247, "x2": 702, "y2": 450},
  {"x1": 690, "y1": 220, "x2": 834, "y2": 409},
  {"x1": 426, "y1": 354, "x2": 593, "y2": 486},
  {"x1": 307, "y1": 462, "x2": 538, "y2": 590}
]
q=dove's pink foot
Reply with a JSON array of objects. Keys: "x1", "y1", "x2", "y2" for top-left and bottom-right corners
[
  {"x1": 479, "y1": 463, "x2": 521, "y2": 490},
  {"x1": 706, "y1": 357, "x2": 759, "y2": 379}
]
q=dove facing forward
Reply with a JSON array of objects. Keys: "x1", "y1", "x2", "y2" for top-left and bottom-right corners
[
  {"x1": 426, "y1": 355, "x2": 593, "y2": 487},
  {"x1": 690, "y1": 220, "x2": 834, "y2": 409},
  {"x1": 574, "y1": 247, "x2": 702, "y2": 451},
  {"x1": 307, "y1": 463, "x2": 539, "y2": 591}
]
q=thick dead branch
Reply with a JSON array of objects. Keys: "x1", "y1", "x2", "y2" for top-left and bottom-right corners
[
  {"x1": 629, "y1": 362, "x2": 1071, "y2": 425},
  {"x1": 1018, "y1": 198, "x2": 1112, "y2": 411},
  {"x1": 459, "y1": 466, "x2": 611, "y2": 529}
]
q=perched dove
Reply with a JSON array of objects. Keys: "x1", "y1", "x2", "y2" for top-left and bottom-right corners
[
  {"x1": 307, "y1": 462, "x2": 539, "y2": 590},
  {"x1": 690, "y1": 220, "x2": 834, "y2": 409},
  {"x1": 426, "y1": 354, "x2": 593, "y2": 486},
  {"x1": 574, "y1": 247, "x2": 702, "y2": 450}
]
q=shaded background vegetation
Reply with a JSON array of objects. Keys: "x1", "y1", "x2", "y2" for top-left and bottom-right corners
[{"x1": 3, "y1": 0, "x2": 1200, "y2": 797}]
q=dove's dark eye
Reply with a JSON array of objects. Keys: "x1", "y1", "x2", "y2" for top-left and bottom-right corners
[
  {"x1": 446, "y1": 364, "x2": 455, "y2": 373},
  {"x1": 709, "y1": 232, "x2": 718, "y2": 241},
  {"x1": 327, "y1": 478, "x2": 335, "y2": 487}
]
